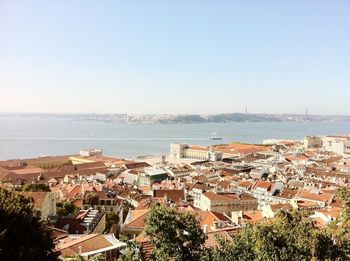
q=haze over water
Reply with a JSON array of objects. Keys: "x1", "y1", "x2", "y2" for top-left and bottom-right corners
[{"x1": 0, "y1": 116, "x2": 349, "y2": 160}]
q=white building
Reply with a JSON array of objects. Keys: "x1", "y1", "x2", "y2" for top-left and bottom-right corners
[
  {"x1": 239, "y1": 181, "x2": 284, "y2": 208},
  {"x1": 79, "y1": 148, "x2": 103, "y2": 157},
  {"x1": 170, "y1": 144, "x2": 189, "y2": 159},
  {"x1": 138, "y1": 167, "x2": 168, "y2": 186},
  {"x1": 322, "y1": 136, "x2": 350, "y2": 156},
  {"x1": 170, "y1": 143, "x2": 224, "y2": 161}
]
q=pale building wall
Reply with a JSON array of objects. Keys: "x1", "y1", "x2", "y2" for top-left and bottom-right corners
[
  {"x1": 92, "y1": 213, "x2": 106, "y2": 234},
  {"x1": 304, "y1": 136, "x2": 322, "y2": 149},
  {"x1": 322, "y1": 137, "x2": 345, "y2": 155},
  {"x1": 40, "y1": 192, "x2": 56, "y2": 219},
  {"x1": 170, "y1": 144, "x2": 188, "y2": 159},
  {"x1": 261, "y1": 205, "x2": 274, "y2": 218},
  {"x1": 183, "y1": 149, "x2": 209, "y2": 160},
  {"x1": 199, "y1": 194, "x2": 212, "y2": 211},
  {"x1": 199, "y1": 194, "x2": 258, "y2": 213}
]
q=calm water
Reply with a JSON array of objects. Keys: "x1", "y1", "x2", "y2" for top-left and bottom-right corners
[{"x1": 0, "y1": 116, "x2": 349, "y2": 160}]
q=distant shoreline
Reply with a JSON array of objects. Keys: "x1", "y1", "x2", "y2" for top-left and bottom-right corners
[{"x1": 1, "y1": 112, "x2": 350, "y2": 124}]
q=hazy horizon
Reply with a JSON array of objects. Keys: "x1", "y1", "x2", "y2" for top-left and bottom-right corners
[
  {"x1": 1, "y1": 1, "x2": 349, "y2": 115},
  {"x1": 1, "y1": 111, "x2": 350, "y2": 117}
]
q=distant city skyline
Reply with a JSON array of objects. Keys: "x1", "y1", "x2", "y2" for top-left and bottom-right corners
[{"x1": 1, "y1": 1, "x2": 349, "y2": 115}]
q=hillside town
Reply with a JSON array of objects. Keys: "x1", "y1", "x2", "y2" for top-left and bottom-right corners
[{"x1": 0, "y1": 134, "x2": 350, "y2": 260}]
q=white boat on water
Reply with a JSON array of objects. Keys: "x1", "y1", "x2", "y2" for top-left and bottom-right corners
[{"x1": 210, "y1": 132, "x2": 222, "y2": 140}]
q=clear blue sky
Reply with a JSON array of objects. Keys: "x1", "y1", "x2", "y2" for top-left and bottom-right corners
[{"x1": 0, "y1": 0, "x2": 349, "y2": 115}]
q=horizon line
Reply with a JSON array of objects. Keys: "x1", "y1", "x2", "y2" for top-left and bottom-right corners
[{"x1": 0, "y1": 111, "x2": 350, "y2": 117}]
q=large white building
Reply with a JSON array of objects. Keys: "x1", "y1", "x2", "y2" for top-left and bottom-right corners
[
  {"x1": 170, "y1": 144, "x2": 223, "y2": 161},
  {"x1": 322, "y1": 136, "x2": 350, "y2": 156}
]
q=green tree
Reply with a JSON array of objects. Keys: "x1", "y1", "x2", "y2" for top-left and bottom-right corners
[
  {"x1": 117, "y1": 235, "x2": 143, "y2": 261},
  {"x1": 86, "y1": 193, "x2": 99, "y2": 208},
  {"x1": 328, "y1": 187, "x2": 350, "y2": 259},
  {"x1": 62, "y1": 254, "x2": 105, "y2": 261},
  {"x1": 209, "y1": 210, "x2": 343, "y2": 261},
  {"x1": 62, "y1": 255, "x2": 84, "y2": 261},
  {"x1": 105, "y1": 211, "x2": 120, "y2": 233},
  {"x1": 90, "y1": 253, "x2": 106, "y2": 260},
  {"x1": 22, "y1": 183, "x2": 50, "y2": 192},
  {"x1": 123, "y1": 201, "x2": 135, "y2": 222},
  {"x1": 57, "y1": 201, "x2": 77, "y2": 216},
  {"x1": 145, "y1": 204, "x2": 206, "y2": 261},
  {"x1": 0, "y1": 189, "x2": 58, "y2": 260}
]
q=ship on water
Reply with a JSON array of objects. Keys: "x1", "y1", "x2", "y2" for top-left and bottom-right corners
[{"x1": 210, "y1": 132, "x2": 222, "y2": 140}]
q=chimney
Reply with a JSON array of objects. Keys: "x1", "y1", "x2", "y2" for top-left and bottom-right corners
[{"x1": 203, "y1": 225, "x2": 208, "y2": 233}]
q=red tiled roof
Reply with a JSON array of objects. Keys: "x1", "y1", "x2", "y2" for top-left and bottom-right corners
[
  {"x1": 243, "y1": 210, "x2": 263, "y2": 224},
  {"x1": 204, "y1": 230, "x2": 231, "y2": 248},
  {"x1": 57, "y1": 234, "x2": 113, "y2": 255},
  {"x1": 153, "y1": 189, "x2": 185, "y2": 203},
  {"x1": 124, "y1": 209, "x2": 149, "y2": 229},
  {"x1": 252, "y1": 180, "x2": 273, "y2": 191},
  {"x1": 297, "y1": 190, "x2": 334, "y2": 204},
  {"x1": 203, "y1": 191, "x2": 239, "y2": 202},
  {"x1": 20, "y1": 191, "x2": 48, "y2": 209},
  {"x1": 238, "y1": 181, "x2": 252, "y2": 189}
]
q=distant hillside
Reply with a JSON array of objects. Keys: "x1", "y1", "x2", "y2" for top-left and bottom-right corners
[
  {"x1": 155, "y1": 113, "x2": 350, "y2": 124},
  {"x1": 1, "y1": 112, "x2": 350, "y2": 124}
]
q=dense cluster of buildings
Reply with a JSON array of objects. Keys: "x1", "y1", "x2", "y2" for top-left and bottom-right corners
[{"x1": 0, "y1": 135, "x2": 349, "y2": 260}]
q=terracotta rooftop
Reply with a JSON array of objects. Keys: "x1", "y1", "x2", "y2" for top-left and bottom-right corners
[
  {"x1": 124, "y1": 209, "x2": 149, "y2": 229},
  {"x1": 203, "y1": 191, "x2": 240, "y2": 202},
  {"x1": 21, "y1": 191, "x2": 48, "y2": 209},
  {"x1": 122, "y1": 162, "x2": 151, "y2": 170},
  {"x1": 188, "y1": 145, "x2": 209, "y2": 151},
  {"x1": 54, "y1": 217, "x2": 87, "y2": 234},
  {"x1": 195, "y1": 211, "x2": 231, "y2": 233},
  {"x1": 238, "y1": 181, "x2": 252, "y2": 189},
  {"x1": 204, "y1": 230, "x2": 231, "y2": 248},
  {"x1": 270, "y1": 203, "x2": 293, "y2": 212},
  {"x1": 252, "y1": 180, "x2": 273, "y2": 191},
  {"x1": 153, "y1": 189, "x2": 185, "y2": 203},
  {"x1": 297, "y1": 190, "x2": 334, "y2": 204},
  {"x1": 317, "y1": 207, "x2": 342, "y2": 219},
  {"x1": 56, "y1": 233, "x2": 125, "y2": 257},
  {"x1": 274, "y1": 189, "x2": 298, "y2": 199},
  {"x1": 243, "y1": 210, "x2": 263, "y2": 224}
]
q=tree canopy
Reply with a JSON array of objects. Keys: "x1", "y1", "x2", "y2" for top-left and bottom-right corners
[
  {"x1": 141, "y1": 194, "x2": 350, "y2": 261},
  {"x1": 56, "y1": 201, "x2": 77, "y2": 217},
  {"x1": 208, "y1": 210, "x2": 343, "y2": 261},
  {"x1": 22, "y1": 183, "x2": 50, "y2": 192},
  {"x1": 117, "y1": 235, "x2": 143, "y2": 261},
  {"x1": 329, "y1": 187, "x2": 350, "y2": 259},
  {"x1": 85, "y1": 192, "x2": 99, "y2": 208},
  {"x1": 0, "y1": 189, "x2": 57, "y2": 260},
  {"x1": 145, "y1": 204, "x2": 206, "y2": 261},
  {"x1": 105, "y1": 211, "x2": 120, "y2": 233}
]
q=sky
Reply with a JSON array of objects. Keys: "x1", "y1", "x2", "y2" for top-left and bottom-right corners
[{"x1": 0, "y1": 1, "x2": 349, "y2": 115}]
